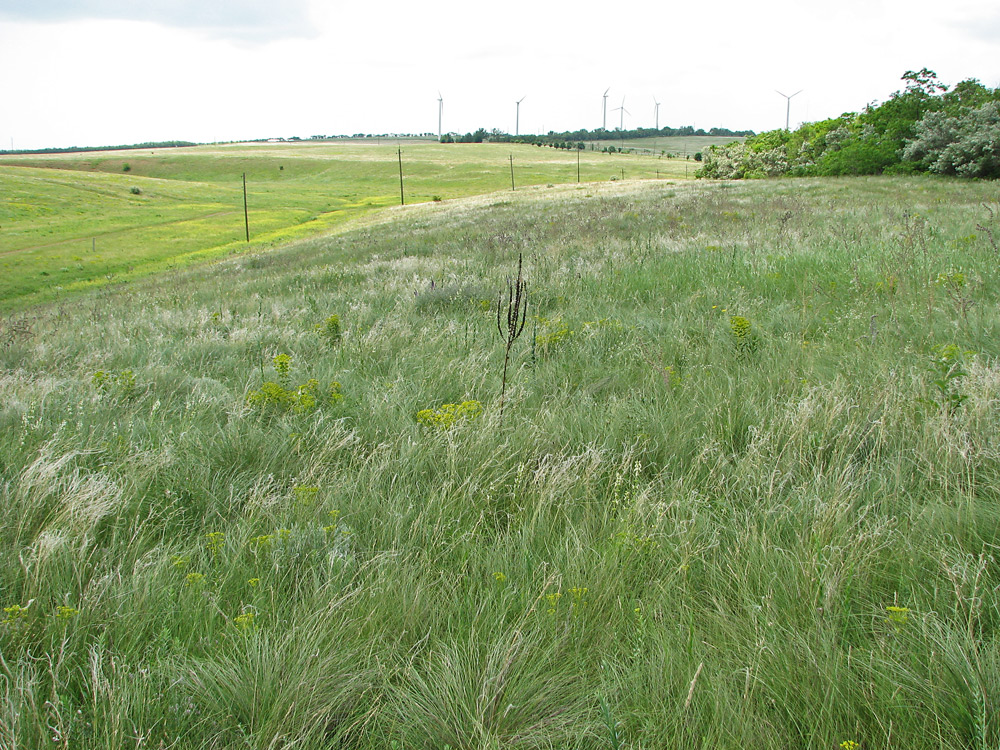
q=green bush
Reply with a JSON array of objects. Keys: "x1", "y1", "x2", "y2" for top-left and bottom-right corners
[{"x1": 903, "y1": 102, "x2": 1000, "y2": 178}]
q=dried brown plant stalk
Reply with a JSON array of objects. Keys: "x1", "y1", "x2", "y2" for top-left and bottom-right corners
[{"x1": 496, "y1": 254, "x2": 528, "y2": 419}]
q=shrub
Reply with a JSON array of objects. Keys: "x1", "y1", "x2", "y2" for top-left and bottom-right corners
[
  {"x1": 697, "y1": 143, "x2": 787, "y2": 179},
  {"x1": 902, "y1": 102, "x2": 1000, "y2": 178}
]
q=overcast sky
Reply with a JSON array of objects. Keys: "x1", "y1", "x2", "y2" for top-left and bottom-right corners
[{"x1": 1, "y1": 0, "x2": 999, "y2": 150}]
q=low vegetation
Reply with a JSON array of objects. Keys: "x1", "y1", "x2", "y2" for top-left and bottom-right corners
[
  {"x1": 0, "y1": 140, "x2": 704, "y2": 310},
  {"x1": 2, "y1": 174, "x2": 999, "y2": 748}
]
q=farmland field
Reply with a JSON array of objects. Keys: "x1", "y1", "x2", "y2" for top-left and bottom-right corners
[
  {"x1": 2, "y1": 173, "x2": 1000, "y2": 749},
  {"x1": 586, "y1": 134, "x2": 743, "y2": 156},
  {"x1": 0, "y1": 139, "x2": 698, "y2": 310}
]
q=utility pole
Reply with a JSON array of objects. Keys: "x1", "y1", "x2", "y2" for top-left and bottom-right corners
[
  {"x1": 243, "y1": 173, "x2": 249, "y2": 242},
  {"x1": 398, "y1": 148, "x2": 405, "y2": 205},
  {"x1": 509, "y1": 154, "x2": 515, "y2": 191}
]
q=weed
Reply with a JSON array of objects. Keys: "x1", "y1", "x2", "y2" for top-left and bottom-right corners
[
  {"x1": 416, "y1": 400, "x2": 483, "y2": 430},
  {"x1": 91, "y1": 368, "x2": 137, "y2": 399},
  {"x1": 729, "y1": 314, "x2": 757, "y2": 354},
  {"x1": 886, "y1": 605, "x2": 910, "y2": 630},
  {"x1": 496, "y1": 253, "x2": 528, "y2": 417},
  {"x1": 534, "y1": 316, "x2": 572, "y2": 353},
  {"x1": 2, "y1": 603, "x2": 30, "y2": 628},
  {"x1": 206, "y1": 531, "x2": 225, "y2": 557},
  {"x1": 54, "y1": 605, "x2": 79, "y2": 622},
  {"x1": 925, "y1": 344, "x2": 971, "y2": 414},
  {"x1": 247, "y1": 354, "x2": 342, "y2": 413},
  {"x1": 935, "y1": 269, "x2": 975, "y2": 322},
  {"x1": 293, "y1": 485, "x2": 319, "y2": 506},
  {"x1": 316, "y1": 314, "x2": 342, "y2": 346},
  {"x1": 976, "y1": 203, "x2": 998, "y2": 255},
  {"x1": 598, "y1": 695, "x2": 623, "y2": 750},
  {"x1": 273, "y1": 353, "x2": 292, "y2": 386},
  {"x1": 0, "y1": 315, "x2": 32, "y2": 350},
  {"x1": 233, "y1": 611, "x2": 256, "y2": 631}
]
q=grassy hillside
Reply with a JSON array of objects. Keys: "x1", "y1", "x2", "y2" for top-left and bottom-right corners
[
  {"x1": 2, "y1": 176, "x2": 999, "y2": 749},
  {"x1": 0, "y1": 141, "x2": 685, "y2": 310}
]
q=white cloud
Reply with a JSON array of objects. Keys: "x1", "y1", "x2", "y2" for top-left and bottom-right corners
[
  {"x1": 0, "y1": 0, "x2": 315, "y2": 41},
  {"x1": 1, "y1": 0, "x2": 998, "y2": 150}
]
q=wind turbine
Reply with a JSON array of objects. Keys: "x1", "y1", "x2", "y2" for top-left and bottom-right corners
[
  {"x1": 653, "y1": 97, "x2": 661, "y2": 131},
  {"x1": 602, "y1": 88, "x2": 610, "y2": 130},
  {"x1": 515, "y1": 96, "x2": 526, "y2": 136},
  {"x1": 775, "y1": 89, "x2": 802, "y2": 131},
  {"x1": 613, "y1": 96, "x2": 630, "y2": 131},
  {"x1": 438, "y1": 91, "x2": 443, "y2": 139}
]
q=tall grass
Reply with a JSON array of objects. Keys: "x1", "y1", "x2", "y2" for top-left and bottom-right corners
[{"x1": 1, "y1": 175, "x2": 999, "y2": 748}]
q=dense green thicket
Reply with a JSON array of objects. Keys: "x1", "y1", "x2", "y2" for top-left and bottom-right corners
[{"x1": 700, "y1": 70, "x2": 1000, "y2": 180}]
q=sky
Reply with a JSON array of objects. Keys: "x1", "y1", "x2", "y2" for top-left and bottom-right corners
[{"x1": 1, "y1": 0, "x2": 999, "y2": 151}]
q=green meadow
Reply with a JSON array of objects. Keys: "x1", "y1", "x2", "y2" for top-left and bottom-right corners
[
  {"x1": 2, "y1": 167, "x2": 1000, "y2": 749},
  {"x1": 0, "y1": 140, "x2": 697, "y2": 310}
]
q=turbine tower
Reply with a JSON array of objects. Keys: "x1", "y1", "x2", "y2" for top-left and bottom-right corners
[
  {"x1": 602, "y1": 88, "x2": 610, "y2": 130},
  {"x1": 438, "y1": 91, "x2": 443, "y2": 139},
  {"x1": 775, "y1": 89, "x2": 802, "y2": 131},
  {"x1": 653, "y1": 96, "x2": 661, "y2": 131},
  {"x1": 613, "y1": 96, "x2": 630, "y2": 131},
  {"x1": 516, "y1": 96, "x2": 526, "y2": 136}
]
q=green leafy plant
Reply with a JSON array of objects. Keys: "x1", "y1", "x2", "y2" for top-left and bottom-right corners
[
  {"x1": 315, "y1": 315, "x2": 342, "y2": 346},
  {"x1": 729, "y1": 315, "x2": 757, "y2": 354},
  {"x1": 534, "y1": 316, "x2": 572, "y2": 353},
  {"x1": 925, "y1": 344, "x2": 971, "y2": 414},
  {"x1": 91, "y1": 368, "x2": 137, "y2": 399},
  {"x1": 247, "y1": 354, "x2": 342, "y2": 414}
]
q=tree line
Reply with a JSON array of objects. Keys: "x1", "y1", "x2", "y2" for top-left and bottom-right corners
[
  {"x1": 1, "y1": 140, "x2": 197, "y2": 156},
  {"x1": 439, "y1": 125, "x2": 753, "y2": 145}
]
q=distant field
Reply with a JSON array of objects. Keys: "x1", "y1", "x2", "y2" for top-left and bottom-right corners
[
  {"x1": 587, "y1": 134, "x2": 744, "y2": 156},
  {"x1": 0, "y1": 140, "x2": 690, "y2": 310}
]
